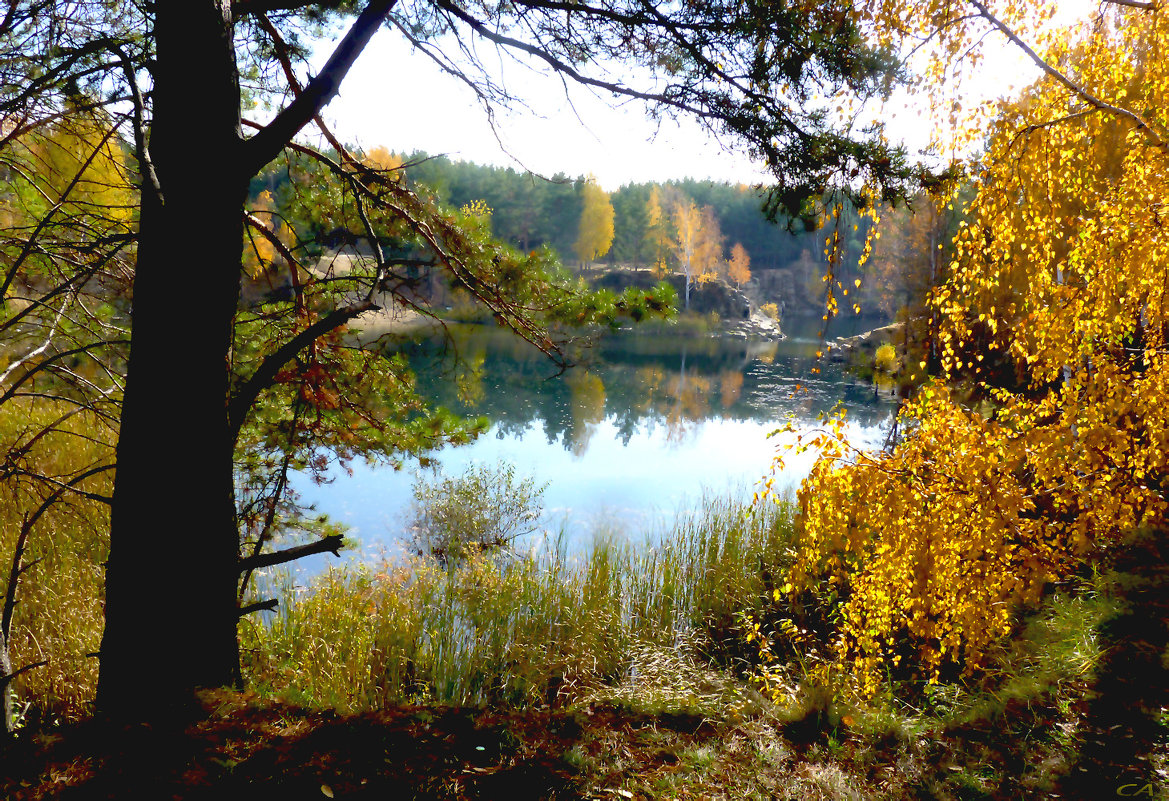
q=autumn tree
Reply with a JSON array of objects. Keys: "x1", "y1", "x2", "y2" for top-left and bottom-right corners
[
  {"x1": 696, "y1": 205, "x2": 724, "y2": 286},
  {"x1": 672, "y1": 200, "x2": 724, "y2": 308},
  {"x1": 644, "y1": 185, "x2": 674, "y2": 277},
  {"x1": 672, "y1": 201, "x2": 701, "y2": 308},
  {"x1": 573, "y1": 177, "x2": 615, "y2": 266},
  {"x1": 772, "y1": 1, "x2": 1169, "y2": 697},
  {"x1": 7, "y1": 0, "x2": 918, "y2": 723},
  {"x1": 726, "y1": 243, "x2": 751, "y2": 287}
]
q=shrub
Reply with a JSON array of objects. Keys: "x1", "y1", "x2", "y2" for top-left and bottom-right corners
[
  {"x1": 406, "y1": 462, "x2": 547, "y2": 565},
  {"x1": 874, "y1": 342, "x2": 898, "y2": 373}
]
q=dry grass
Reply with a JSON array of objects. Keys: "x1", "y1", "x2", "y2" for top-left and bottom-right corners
[
  {"x1": 241, "y1": 494, "x2": 797, "y2": 713},
  {"x1": 0, "y1": 400, "x2": 113, "y2": 726}
]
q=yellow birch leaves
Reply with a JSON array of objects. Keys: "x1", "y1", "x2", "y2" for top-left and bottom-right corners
[
  {"x1": 573, "y1": 176, "x2": 615, "y2": 264},
  {"x1": 775, "y1": 3, "x2": 1169, "y2": 692}
]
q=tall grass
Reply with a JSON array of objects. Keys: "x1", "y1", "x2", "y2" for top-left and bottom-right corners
[
  {"x1": 241, "y1": 494, "x2": 797, "y2": 712},
  {"x1": 0, "y1": 400, "x2": 113, "y2": 725}
]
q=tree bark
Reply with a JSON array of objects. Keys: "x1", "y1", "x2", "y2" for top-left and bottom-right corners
[
  {"x1": 97, "y1": 1, "x2": 247, "y2": 718},
  {"x1": 96, "y1": 0, "x2": 394, "y2": 721}
]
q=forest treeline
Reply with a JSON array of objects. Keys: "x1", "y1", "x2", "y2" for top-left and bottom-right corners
[
  {"x1": 250, "y1": 148, "x2": 923, "y2": 319},
  {"x1": 390, "y1": 156, "x2": 818, "y2": 270}
]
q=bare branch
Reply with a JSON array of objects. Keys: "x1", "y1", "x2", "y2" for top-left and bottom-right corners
[
  {"x1": 430, "y1": 0, "x2": 700, "y2": 118},
  {"x1": 110, "y1": 42, "x2": 163, "y2": 204},
  {"x1": 0, "y1": 339, "x2": 131, "y2": 406},
  {"x1": 0, "y1": 300, "x2": 67, "y2": 386},
  {"x1": 238, "y1": 598, "x2": 278, "y2": 617},
  {"x1": 0, "y1": 660, "x2": 49, "y2": 691},
  {"x1": 233, "y1": 0, "x2": 325, "y2": 19},
  {"x1": 14, "y1": 466, "x2": 116, "y2": 546},
  {"x1": 968, "y1": 0, "x2": 1166, "y2": 149},
  {"x1": 237, "y1": 534, "x2": 345, "y2": 572},
  {"x1": 244, "y1": 211, "x2": 304, "y2": 276},
  {"x1": 2, "y1": 516, "x2": 30, "y2": 651},
  {"x1": 241, "y1": 0, "x2": 396, "y2": 175},
  {"x1": 1103, "y1": 0, "x2": 1155, "y2": 9}
]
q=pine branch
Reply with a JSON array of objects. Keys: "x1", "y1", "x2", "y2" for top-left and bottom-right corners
[
  {"x1": 241, "y1": 0, "x2": 396, "y2": 175},
  {"x1": 236, "y1": 534, "x2": 345, "y2": 573}
]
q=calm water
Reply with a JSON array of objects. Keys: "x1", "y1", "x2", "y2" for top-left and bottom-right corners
[{"x1": 294, "y1": 318, "x2": 899, "y2": 562}]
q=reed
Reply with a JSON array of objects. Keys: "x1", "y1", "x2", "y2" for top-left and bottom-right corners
[{"x1": 242, "y1": 493, "x2": 798, "y2": 712}]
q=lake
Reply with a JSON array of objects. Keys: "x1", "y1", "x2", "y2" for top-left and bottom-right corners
[{"x1": 292, "y1": 316, "x2": 899, "y2": 565}]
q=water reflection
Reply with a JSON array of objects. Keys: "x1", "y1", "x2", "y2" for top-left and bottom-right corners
[
  {"x1": 294, "y1": 323, "x2": 899, "y2": 559},
  {"x1": 398, "y1": 324, "x2": 896, "y2": 457}
]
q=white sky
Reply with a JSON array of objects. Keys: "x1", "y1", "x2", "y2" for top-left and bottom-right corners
[
  {"x1": 310, "y1": 4, "x2": 1097, "y2": 191},
  {"x1": 313, "y1": 26, "x2": 771, "y2": 190}
]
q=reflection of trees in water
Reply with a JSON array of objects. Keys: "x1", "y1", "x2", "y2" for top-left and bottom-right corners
[
  {"x1": 662, "y1": 349, "x2": 707, "y2": 442},
  {"x1": 396, "y1": 327, "x2": 897, "y2": 453},
  {"x1": 720, "y1": 370, "x2": 744, "y2": 411},
  {"x1": 567, "y1": 371, "x2": 605, "y2": 456}
]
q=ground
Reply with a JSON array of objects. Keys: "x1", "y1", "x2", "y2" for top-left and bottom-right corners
[
  {"x1": 2, "y1": 673, "x2": 1168, "y2": 800},
  {"x1": 4, "y1": 536, "x2": 1169, "y2": 799},
  {"x1": 0, "y1": 693, "x2": 787, "y2": 800}
]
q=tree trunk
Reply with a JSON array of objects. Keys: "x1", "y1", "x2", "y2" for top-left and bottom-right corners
[{"x1": 97, "y1": 1, "x2": 246, "y2": 719}]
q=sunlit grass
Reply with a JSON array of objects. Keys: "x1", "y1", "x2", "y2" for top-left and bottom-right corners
[
  {"x1": 241, "y1": 493, "x2": 797, "y2": 713},
  {"x1": 0, "y1": 400, "x2": 113, "y2": 725}
]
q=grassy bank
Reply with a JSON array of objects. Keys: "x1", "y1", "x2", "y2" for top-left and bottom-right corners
[
  {"x1": 3, "y1": 402, "x2": 1166, "y2": 797},
  {"x1": 8, "y1": 540, "x2": 1166, "y2": 799},
  {"x1": 241, "y1": 495, "x2": 795, "y2": 714}
]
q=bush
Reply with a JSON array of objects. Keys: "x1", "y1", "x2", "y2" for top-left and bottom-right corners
[
  {"x1": 874, "y1": 342, "x2": 898, "y2": 373},
  {"x1": 759, "y1": 302, "x2": 779, "y2": 321},
  {"x1": 406, "y1": 462, "x2": 546, "y2": 565}
]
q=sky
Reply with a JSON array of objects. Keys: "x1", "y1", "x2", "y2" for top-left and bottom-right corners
[
  {"x1": 309, "y1": 5, "x2": 1096, "y2": 191},
  {"x1": 312, "y1": 26, "x2": 771, "y2": 190}
]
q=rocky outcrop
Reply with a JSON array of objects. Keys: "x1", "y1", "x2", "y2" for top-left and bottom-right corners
[
  {"x1": 749, "y1": 249, "x2": 823, "y2": 316},
  {"x1": 721, "y1": 310, "x2": 783, "y2": 339},
  {"x1": 590, "y1": 268, "x2": 754, "y2": 321},
  {"x1": 825, "y1": 323, "x2": 903, "y2": 360}
]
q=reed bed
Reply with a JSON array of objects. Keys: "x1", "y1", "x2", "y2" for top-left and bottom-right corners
[{"x1": 242, "y1": 494, "x2": 798, "y2": 713}]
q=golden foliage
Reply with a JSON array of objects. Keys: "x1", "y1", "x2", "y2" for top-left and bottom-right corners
[
  {"x1": 567, "y1": 370, "x2": 606, "y2": 455},
  {"x1": 573, "y1": 176, "x2": 615, "y2": 264},
  {"x1": 727, "y1": 243, "x2": 751, "y2": 287},
  {"x1": 7, "y1": 112, "x2": 135, "y2": 233},
  {"x1": 773, "y1": 4, "x2": 1169, "y2": 692},
  {"x1": 244, "y1": 189, "x2": 295, "y2": 277},
  {"x1": 671, "y1": 200, "x2": 723, "y2": 307},
  {"x1": 719, "y1": 370, "x2": 744, "y2": 409},
  {"x1": 873, "y1": 343, "x2": 898, "y2": 374},
  {"x1": 364, "y1": 145, "x2": 404, "y2": 177}
]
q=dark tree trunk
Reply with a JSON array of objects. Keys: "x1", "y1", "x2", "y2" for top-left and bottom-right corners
[{"x1": 97, "y1": 1, "x2": 247, "y2": 718}]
